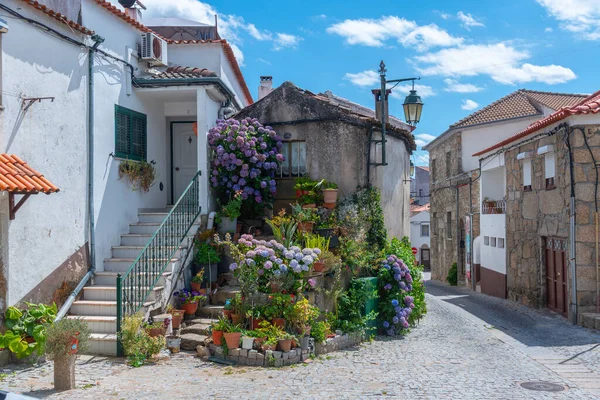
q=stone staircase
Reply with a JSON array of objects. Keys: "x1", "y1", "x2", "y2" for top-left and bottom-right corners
[
  {"x1": 67, "y1": 208, "x2": 199, "y2": 356},
  {"x1": 580, "y1": 313, "x2": 600, "y2": 331}
]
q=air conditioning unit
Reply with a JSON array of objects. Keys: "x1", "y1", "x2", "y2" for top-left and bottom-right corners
[{"x1": 141, "y1": 32, "x2": 167, "y2": 66}]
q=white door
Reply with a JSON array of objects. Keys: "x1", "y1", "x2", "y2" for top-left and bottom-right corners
[{"x1": 172, "y1": 123, "x2": 198, "y2": 202}]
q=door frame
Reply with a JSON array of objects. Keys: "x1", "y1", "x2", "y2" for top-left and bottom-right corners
[
  {"x1": 420, "y1": 247, "x2": 431, "y2": 269},
  {"x1": 169, "y1": 121, "x2": 196, "y2": 205}
]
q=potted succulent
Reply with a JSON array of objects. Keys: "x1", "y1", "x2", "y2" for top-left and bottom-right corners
[
  {"x1": 194, "y1": 242, "x2": 221, "y2": 284},
  {"x1": 45, "y1": 318, "x2": 90, "y2": 391},
  {"x1": 211, "y1": 316, "x2": 230, "y2": 346},
  {"x1": 218, "y1": 191, "x2": 243, "y2": 235},
  {"x1": 222, "y1": 323, "x2": 242, "y2": 350},
  {"x1": 191, "y1": 267, "x2": 205, "y2": 293},
  {"x1": 322, "y1": 181, "x2": 339, "y2": 205},
  {"x1": 174, "y1": 289, "x2": 206, "y2": 315},
  {"x1": 167, "y1": 306, "x2": 185, "y2": 330},
  {"x1": 277, "y1": 333, "x2": 296, "y2": 352}
]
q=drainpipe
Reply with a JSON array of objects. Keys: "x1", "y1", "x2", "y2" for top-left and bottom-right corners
[
  {"x1": 564, "y1": 124, "x2": 578, "y2": 324},
  {"x1": 456, "y1": 186, "x2": 460, "y2": 279},
  {"x1": 56, "y1": 35, "x2": 105, "y2": 321}
]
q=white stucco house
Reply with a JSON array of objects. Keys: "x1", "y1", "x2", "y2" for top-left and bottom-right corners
[
  {"x1": 0, "y1": 0, "x2": 251, "y2": 355},
  {"x1": 410, "y1": 204, "x2": 430, "y2": 269}
]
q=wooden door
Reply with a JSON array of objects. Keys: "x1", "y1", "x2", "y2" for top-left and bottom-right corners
[
  {"x1": 421, "y1": 248, "x2": 431, "y2": 269},
  {"x1": 545, "y1": 237, "x2": 568, "y2": 317},
  {"x1": 172, "y1": 123, "x2": 198, "y2": 202}
]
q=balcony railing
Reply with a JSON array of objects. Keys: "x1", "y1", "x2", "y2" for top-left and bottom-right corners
[{"x1": 482, "y1": 199, "x2": 506, "y2": 214}]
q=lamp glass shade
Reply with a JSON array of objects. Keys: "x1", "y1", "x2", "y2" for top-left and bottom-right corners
[
  {"x1": 410, "y1": 161, "x2": 415, "y2": 177},
  {"x1": 403, "y1": 90, "x2": 424, "y2": 125}
]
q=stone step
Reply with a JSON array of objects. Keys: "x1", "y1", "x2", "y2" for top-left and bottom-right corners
[
  {"x1": 199, "y1": 305, "x2": 225, "y2": 319},
  {"x1": 181, "y1": 322, "x2": 211, "y2": 336},
  {"x1": 129, "y1": 223, "x2": 163, "y2": 235},
  {"x1": 70, "y1": 300, "x2": 155, "y2": 316},
  {"x1": 580, "y1": 313, "x2": 600, "y2": 330},
  {"x1": 213, "y1": 286, "x2": 241, "y2": 305},
  {"x1": 83, "y1": 285, "x2": 164, "y2": 301},
  {"x1": 66, "y1": 316, "x2": 116, "y2": 334},
  {"x1": 86, "y1": 333, "x2": 117, "y2": 356},
  {"x1": 112, "y1": 245, "x2": 184, "y2": 259},
  {"x1": 94, "y1": 271, "x2": 172, "y2": 286},
  {"x1": 138, "y1": 212, "x2": 170, "y2": 224},
  {"x1": 103, "y1": 257, "x2": 180, "y2": 273},
  {"x1": 180, "y1": 333, "x2": 208, "y2": 351}
]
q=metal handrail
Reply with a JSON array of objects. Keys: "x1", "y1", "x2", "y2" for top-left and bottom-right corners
[{"x1": 116, "y1": 170, "x2": 202, "y2": 347}]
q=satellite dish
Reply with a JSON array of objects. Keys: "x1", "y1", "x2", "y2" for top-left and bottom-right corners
[{"x1": 118, "y1": 0, "x2": 137, "y2": 8}]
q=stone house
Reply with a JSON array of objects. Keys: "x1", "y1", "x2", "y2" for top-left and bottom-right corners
[
  {"x1": 235, "y1": 78, "x2": 416, "y2": 239},
  {"x1": 474, "y1": 90, "x2": 600, "y2": 326},
  {"x1": 423, "y1": 90, "x2": 587, "y2": 285},
  {"x1": 411, "y1": 166, "x2": 430, "y2": 205},
  {"x1": 0, "y1": 0, "x2": 251, "y2": 354}
]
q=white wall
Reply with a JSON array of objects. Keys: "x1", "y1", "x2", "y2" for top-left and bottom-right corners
[
  {"x1": 481, "y1": 167, "x2": 505, "y2": 201},
  {"x1": 410, "y1": 211, "x2": 430, "y2": 262},
  {"x1": 480, "y1": 214, "x2": 506, "y2": 274}
]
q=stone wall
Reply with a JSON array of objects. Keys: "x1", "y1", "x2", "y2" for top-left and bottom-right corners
[
  {"x1": 504, "y1": 125, "x2": 599, "y2": 315},
  {"x1": 429, "y1": 133, "x2": 480, "y2": 283}
]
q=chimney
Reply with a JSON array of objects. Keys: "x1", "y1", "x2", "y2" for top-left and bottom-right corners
[
  {"x1": 119, "y1": 0, "x2": 144, "y2": 22},
  {"x1": 259, "y1": 76, "x2": 273, "y2": 100},
  {"x1": 371, "y1": 89, "x2": 391, "y2": 123}
]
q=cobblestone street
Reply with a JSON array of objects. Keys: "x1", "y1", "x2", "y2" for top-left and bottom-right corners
[{"x1": 2, "y1": 276, "x2": 599, "y2": 400}]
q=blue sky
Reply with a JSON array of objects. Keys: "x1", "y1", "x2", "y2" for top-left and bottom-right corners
[{"x1": 127, "y1": 0, "x2": 600, "y2": 165}]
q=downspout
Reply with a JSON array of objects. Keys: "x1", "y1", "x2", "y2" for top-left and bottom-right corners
[
  {"x1": 56, "y1": 35, "x2": 105, "y2": 321},
  {"x1": 456, "y1": 186, "x2": 460, "y2": 278},
  {"x1": 564, "y1": 123, "x2": 578, "y2": 324}
]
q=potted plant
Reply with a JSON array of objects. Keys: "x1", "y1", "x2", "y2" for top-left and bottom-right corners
[
  {"x1": 194, "y1": 242, "x2": 221, "y2": 284},
  {"x1": 223, "y1": 299, "x2": 233, "y2": 320},
  {"x1": 289, "y1": 298, "x2": 319, "y2": 336},
  {"x1": 303, "y1": 234, "x2": 330, "y2": 272},
  {"x1": 222, "y1": 323, "x2": 242, "y2": 350},
  {"x1": 264, "y1": 293, "x2": 293, "y2": 328},
  {"x1": 246, "y1": 306, "x2": 265, "y2": 330},
  {"x1": 167, "y1": 306, "x2": 185, "y2": 330},
  {"x1": 230, "y1": 293, "x2": 244, "y2": 326},
  {"x1": 321, "y1": 250, "x2": 341, "y2": 273},
  {"x1": 45, "y1": 318, "x2": 90, "y2": 391},
  {"x1": 254, "y1": 321, "x2": 284, "y2": 351},
  {"x1": 300, "y1": 191, "x2": 319, "y2": 208},
  {"x1": 144, "y1": 317, "x2": 169, "y2": 338},
  {"x1": 322, "y1": 181, "x2": 339, "y2": 205},
  {"x1": 191, "y1": 267, "x2": 205, "y2": 293},
  {"x1": 241, "y1": 333, "x2": 254, "y2": 350},
  {"x1": 174, "y1": 289, "x2": 205, "y2": 315},
  {"x1": 218, "y1": 191, "x2": 243, "y2": 235},
  {"x1": 277, "y1": 332, "x2": 295, "y2": 352},
  {"x1": 211, "y1": 317, "x2": 230, "y2": 346},
  {"x1": 292, "y1": 204, "x2": 318, "y2": 234}
]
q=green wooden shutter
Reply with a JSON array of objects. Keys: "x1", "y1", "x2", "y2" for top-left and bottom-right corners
[
  {"x1": 131, "y1": 114, "x2": 147, "y2": 161},
  {"x1": 115, "y1": 106, "x2": 131, "y2": 158},
  {"x1": 115, "y1": 105, "x2": 147, "y2": 161}
]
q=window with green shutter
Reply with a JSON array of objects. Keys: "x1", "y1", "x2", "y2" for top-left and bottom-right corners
[{"x1": 115, "y1": 105, "x2": 147, "y2": 161}]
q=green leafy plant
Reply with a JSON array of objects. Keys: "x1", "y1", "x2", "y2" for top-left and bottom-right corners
[
  {"x1": 310, "y1": 320, "x2": 330, "y2": 343},
  {"x1": 291, "y1": 203, "x2": 319, "y2": 223},
  {"x1": 194, "y1": 242, "x2": 220, "y2": 265},
  {"x1": 118, "y1": 159, "x2": 156, "y2": 193},
  {"x1": 322, "y1": 181, "x2": 338, "y2": 190},
  {"x1": 302, "y1": 233, "x2": 330, "y2": 255},
  {"x1": 45, "y1": 318, "x2": 90, "y2": 359},
  {"x1": 118, "y1": 313, "x2": 164, "y2": 367},
  {"x1": 0, "y1": 303, "x2": 57, "y2": 359},
  {"x1": 254, "y1": 321, "x2": 285, "y2": 343},
  {"x1": 220, "y1": 192, "x2": 243, "y2": 219},
  {"x1": 288, "y1": 298, "x2": 320, "y2": 335},
  {"x1": 334, "y1": 279, "x2": 377, "y2": 334},
  {"x1": 230, "y1": 293, "x2": 245, "y2": 316},
  {"x1": 263, "y1": 294, "x2": 294, "y2": 320},
  {"x1": 265, "y1": 218, "x2": 298, "y2": 248},
  {"x1": 447, "y1": 262, "x2": 458, "y2": 286},
  {"x1": 211, "y1": 316, "x2": 232, "y2": 332},
  {"x1": 191, "y1": 267, "x2": 205, "y2": 284},
  {"x1": 300, "y1": 191, "x2": 320, "y2": 205}
]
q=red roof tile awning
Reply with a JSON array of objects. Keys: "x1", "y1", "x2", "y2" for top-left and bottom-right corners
[{"x1": 0, "y1": 154, "x2": 59, "y2": 194}]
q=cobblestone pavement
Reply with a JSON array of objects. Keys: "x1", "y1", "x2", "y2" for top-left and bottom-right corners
[{"x1": 1, "y1": 276, "x2": 599, "y2": 399}]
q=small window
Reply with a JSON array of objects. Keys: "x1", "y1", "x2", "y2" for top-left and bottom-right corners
[
  {"x1": 446, "y1": 212, "x2": 452, "y2": 238},
  {"x1": 484, "y1": 236, "x2": 489, "y2": 245},
  {"x1": 490, "y1": 237, "x2": 497, "y2": 247},
  {"x1": 545, "y1": 153, "x2": 556, "y2": 190},
  {"x1": 421, "y1": 224, "x2": 430, "y2": 237},
  {"x1": 115, "y1": 105, "x2": 147, "y2": 161},
  {"x1": 279, "y1": 141, "x2": 306, "y2": 178},
  {"x1": 498, "y1": 238, "x2": 505, "y2": 248},
  {"x1": 523, "y1": 158, "x2": 532, "y2": 191},
  {"x1": 445, "y1": 152, "x2": 451, "y2": 177}
]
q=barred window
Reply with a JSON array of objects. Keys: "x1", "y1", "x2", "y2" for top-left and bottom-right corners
[{"x1": 115, "y1": 105, "x2": 147, "y2": 161}]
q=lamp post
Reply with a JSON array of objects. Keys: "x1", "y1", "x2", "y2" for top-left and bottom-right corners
[{"x1": 378, "y1": 60, "x2": 424, "y2": 165}]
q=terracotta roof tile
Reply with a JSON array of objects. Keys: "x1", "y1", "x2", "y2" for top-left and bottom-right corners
[
  {"x1": 451, "y1": 89, "x2": 586, "y2": 129},
  {"x1": 149, "y1": 66, "x2": 218, "y2": 79},
  {"x1": 410, "y1": 203, "x2": 430, "y2": 216},
  {"x1": 19, "y1": 0, "x2": 95, "y2": 35},
  {"x1": 0, "y1": 154, "x2": 59, "y2": 194},
  {"x1": 474, "y1": 89, "x2": 600, "y2": 156}
]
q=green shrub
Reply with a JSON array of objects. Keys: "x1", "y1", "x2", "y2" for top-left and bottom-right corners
[
  {"x1": 447, "y1": 263, "x2": 458, "y2": 286},
  {"x1": 119, "y1": 313, "x2": 164, "y2": 367},
  {"x1": 45, "y1": 318, "x2": 90, "y2": 359},
  {"x1": 0, "y1": 303, "x2": 57, "y2": 359}
]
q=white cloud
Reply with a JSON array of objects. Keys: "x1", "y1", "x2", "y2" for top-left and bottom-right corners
[
  {"x1": 244, "y1": 23, "x2": 272, "y2": 41},
  {"x1": 312, "y1": 14, "x2": 327, "y2": 21},
  {"x1": 443, "y1": 78, "x2": 483, "y2": 93},
  {"x1": 545, "y1": 27, "x2": 554, "y2": 33},
  {"x1": 461, "y1": 99, "x2": 479, "y2": 110},
  {"x1": 536, "y1": 0, "x2": 600, "y2": 40},
  {"x1": 439, "y1": 12, "x2": 451, "y2": 20},
  {"x1": 414, "y1": 43, "x2": 576, "y2": 85},
  {"x1": 457, "y1": 11, "x2": 485, "y2": 30},
  {"x1": 256, "y1": 58, "x2": 271, "y2": 65},
  {"x1": 414, "y1": 133, "x2": 437, "y2": 147},
  {"x1": 391, "y1": 84, "x2": 436, "y2": 99},
  {"x1": 273, "y1": 33, "x2": 302, "y2": 51},
  {"x1": 326, "y1": 16, "x2": 463, "y2": 51},
  {"x1": 343, "y1": 70, "x2": 380, "y2": 87}
]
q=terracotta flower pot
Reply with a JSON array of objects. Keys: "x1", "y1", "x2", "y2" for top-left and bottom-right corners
[
  {"x1": 212, "y1": 330, "x2": 223, "y2": 346},
  {"x1": 261, "y1": 343, "x2": 276, "y2": 352},
  {"x1": 254, "y1": 337, "x2": 267, "y2": 346},
  {"x1": 182, "y1": 302, "x2": 198, "y2": 315},
  {"x1": 170, "y1": 310, "x2": 185, "y2": 329},
  {"x1": 295, "y1": 189, "x2": 302, "y2": 198},
  {"x1": 302, "y1": 204, "x2": 316, "y2": 209},
  {"x1": 278, "y1": 339, "x2": 292, "y2": 352},
  {"x1": 313, "y1": 261, "x2": 325, "y2": 272},
  {"x1": 322, "y1": 189, "x2": 339, "y2": 204},
  {"x1": 146, "y1": 327, "x2": 166, "y2": 338},
  {"x1": 191, "y1": 282, "x2": 202, "y2": 292},
  {"x1": 231, "y1": 313, "x2": 243, "y2": 326},
  {"x1": 271, "y1": 318, "x2": 285, "y2": 328},
  {"x1": 250, "y1": 318, "x2": 264, "y2": 330},
  {"x1": 223, "y1": 309, "x2": 232, "y2": 320},
  {"x1": 198, "y1": 288, "x2": 207, "y2": 295},
  {"x1": 297, "y1": 221, "x2": 314, "y2": 234},
  {"x1": 223, "y1": 332, "x2": 241, "y2": 349},
  {"x1": 323, "y1": 202, "x2": 336, "y2": 210},
  {"x1": 296, "y1": 326, "x2": 311, "y2": 336}
]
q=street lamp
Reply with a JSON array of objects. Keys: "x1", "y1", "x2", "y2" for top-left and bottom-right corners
[{"x1": 377, "y1": 60, "x2": 423, "y2": 165}]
